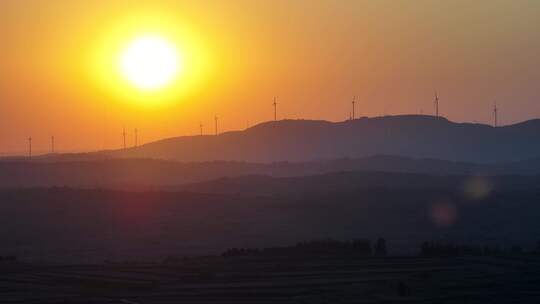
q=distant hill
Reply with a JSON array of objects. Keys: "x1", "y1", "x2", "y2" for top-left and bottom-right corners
[
  {"x1": 3, "y1": 173, "x2": 540, "y2": 262},
  {"x1": 102, "y1": 115, "x2": 540, "y2": 163},
  {"x1": 9, "y1": 115, "x2": 540, "y2": 163},
  {"x1": 179, "y1": 170, "x2": 540, "y2": 196},
  {"x1": 1, "y1": 155, "x2": 540, "y2": 188}
]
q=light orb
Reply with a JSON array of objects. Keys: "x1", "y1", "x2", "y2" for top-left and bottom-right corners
[{"x1": 119, "y1": 36, "x2": 180, "y2": 90}]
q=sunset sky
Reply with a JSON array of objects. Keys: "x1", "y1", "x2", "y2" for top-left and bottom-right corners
[{"x1": 1, "y1": 0, "x2": 540, "y2": 154}]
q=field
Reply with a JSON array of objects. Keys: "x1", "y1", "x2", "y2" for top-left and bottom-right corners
[
  {"x1": 2, "y1": 178, "x2": 540, "y2": 303},
  {"x1": 3, "y1": 254, "x2": 540, "y2": 303}
]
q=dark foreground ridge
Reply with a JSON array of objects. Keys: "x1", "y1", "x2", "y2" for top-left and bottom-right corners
[
  {"x1": 3, "y1": 246, "x2": 540, "y2": 303},
  {"x1": 1, "y1": 180, "x2": 539, "y2": 263}
]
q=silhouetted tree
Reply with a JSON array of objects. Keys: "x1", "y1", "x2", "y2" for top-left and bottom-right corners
[
  {"x1": 398, "y1": 281, "x2": 410, "y2": 297},
  {"x1": 374, "y1": 237, "x2": 387, "y2": 257},
  {"x1": 511, "y1": 245, "x2": 523, "y2": 255},
  {"x1": 420, "y1": 241, "x2": 500, "y2": 257},
  {"x1": 351, "y1": 239, "x2": 372, "y2": 256},
  {"x1": 222, "y1": 248, "x2": 260, "y2": 257},
  {"x1": 224, "y1": 239, "x2": 376, "y2": 257},
  {"x1": 0, "y1": 256, "x2": 17, "y2": 262}
]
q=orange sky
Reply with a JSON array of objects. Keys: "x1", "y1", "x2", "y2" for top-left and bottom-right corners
[{"x1": 1, "y1": 0, "x2": 540, "y2": 154}]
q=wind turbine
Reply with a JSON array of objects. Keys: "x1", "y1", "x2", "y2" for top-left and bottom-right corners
[
  {"x1": 122, "y1": 127, "x2": 126, "y2": 149},
  {"x1": 493, "y1": 102, "x2": 498, "y2": 127},
  {"x1": 434, "y1": 92, "x2": 439, "y2": 117},
  {"x1": 352, "y1": 96, "x2": 356, "y2": 120},
  {"x1": 28, "y1": 137, "x2": 32, "y2": 159},
  {"x1": 273, "y1": 97, "x2": 277, "y2": 121}
]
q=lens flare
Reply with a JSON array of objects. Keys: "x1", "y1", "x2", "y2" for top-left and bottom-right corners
[
  {"x1": 430, "y1": 202, "x2": 458, "y2": 227},
  {"x1": 463, "y1": 176, "x2": 492, "y2": 201}
]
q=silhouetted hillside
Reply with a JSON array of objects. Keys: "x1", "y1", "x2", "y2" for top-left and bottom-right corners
[
  {"x1": 9, "y1": 116, "x2": 540, "y2": 164},
  {"x1": 2, "y1": 177, "x2": 540, "y2": 263},
  {"x1": 100, "y1": 116, "x2": 540, "y2": 163},
  {"x1": 180, "y1": 171, "x2": 540, "y2": 196},
  {"x1": 2, "y1": 155, "x2": 540, "y2": 188}
]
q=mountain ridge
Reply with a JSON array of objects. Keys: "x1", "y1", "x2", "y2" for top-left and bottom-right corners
[
  {"x1": 5, "y1": 115, "x2": 540, "y2": 163},
  {"x1": 113, "y1": 115, "x2": 540, "y2": 163}
]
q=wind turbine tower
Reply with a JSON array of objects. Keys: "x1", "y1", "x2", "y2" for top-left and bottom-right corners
[
  {"x1": 214, "y1": 115, "x2": 218, "y2": 136},
  {"x1": 434, "y1": 92, "x2": 439, "y2": 117},
  {"x1": 352, "y1": 96, "x2": 356, "y2": 120},
  {"x1": 134, "y1": 128, "x2": 138, "y2": 147},
  {"x1": 122, "y1": 127, "x2": 126, "y2": 150},
  {"x1": 28, "y1": 137, "x2": 32, "y2": 159},
  {"x1": 493, "y1": 102, "x2": 498, "y2": 127},
  {"x1": 200, "y1": 122, "x2": 203, "y2": 136},
  {"x1": 273, "y1": 97, "x2": 277, "y2": 121},
  {"x1": 51, "y1": 136, "x2": 55, "y2": 153}
]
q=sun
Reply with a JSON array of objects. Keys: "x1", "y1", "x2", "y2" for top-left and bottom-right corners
[
  {"x1": 119, "y1": 35, "x2": 181, "y2": 90},
  {"x1": 90, "y1": 16, "x2": 211, "y2": 104}
]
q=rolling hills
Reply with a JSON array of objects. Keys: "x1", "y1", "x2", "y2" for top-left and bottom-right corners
[
  {"x1": 2, "y1": 155, "x2": 540, "y2": 188},
  {"x1": 105, "y1": 115, "x2": 540, "y2": 163}
]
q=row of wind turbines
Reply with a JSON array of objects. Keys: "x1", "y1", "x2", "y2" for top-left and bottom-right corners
[
  {"x1": 23, "y1": 93, "x2": 500, "y2": 158},
  {"x1": 348, "y1": 92, "x2": 498, "y2": 127}
]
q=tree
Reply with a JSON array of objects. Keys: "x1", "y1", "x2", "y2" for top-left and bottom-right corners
[{"x1": 374, "y1": 237, "x2": 387, "y2": 257}]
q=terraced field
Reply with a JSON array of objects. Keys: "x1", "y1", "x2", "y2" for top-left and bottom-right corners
[{"x1": 3, "y1": 254, "x2": 540, "y2": 303}]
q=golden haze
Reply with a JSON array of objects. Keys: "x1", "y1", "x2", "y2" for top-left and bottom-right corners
[{"x1": 1, "y1": 1, "x2": 540, "y2": 154}]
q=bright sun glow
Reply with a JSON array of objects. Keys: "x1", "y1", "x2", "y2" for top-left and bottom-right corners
[
  {"x1": 119, "y1": 36, "x2": 181, "y2": 90},
  {"x1": 90, "y1": 14, "x2": 211, "y2": 105}
]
